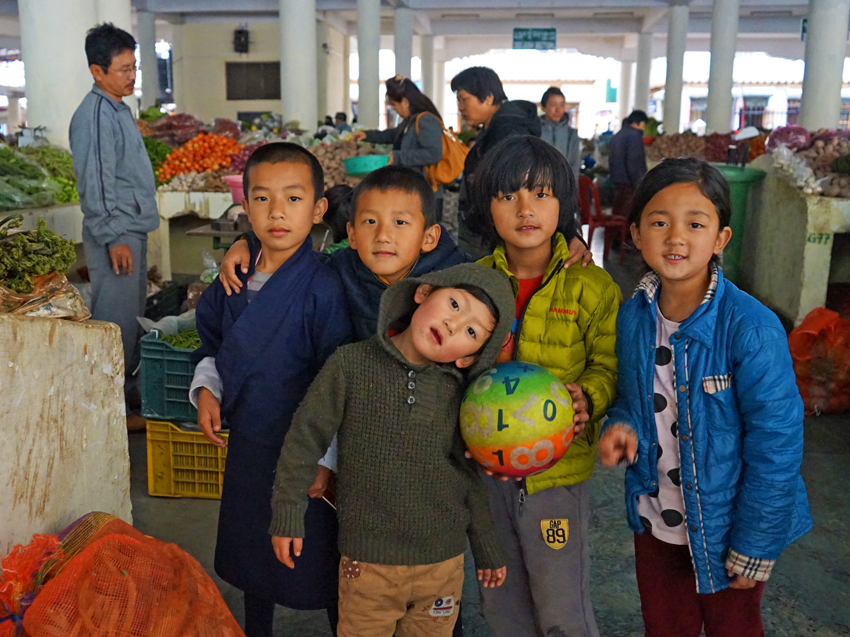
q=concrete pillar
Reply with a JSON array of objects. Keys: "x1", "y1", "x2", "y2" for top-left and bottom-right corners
[
  {"x1": 317, "y1": 22, "x2": 330, "y2": 120},
  {"x1": 137, "y1": 10, "x2": 158, "y2": 109},
  {"x1": 7, "y1": 96, "x2": 23, "y2": 133},
  {"x1": 634, "y1": 32, "x2": 652, "y2": 112},
  {"x1": 280, "y1": 0, "x2": 318, "y2": 129},
  {"x1": 170, "y1": 18, "x2": 185, "y2": 110},
  {"x1": 705, "y1": 0, "x2": 739, "y2": 133},
  {"x1": 619, "y1": 61, "x2": 634, "y2": 125},
  {"x1": 799, "y1": 0, "x2": 850, "y2": 130},
  {"x1": 19, "y1": 0, "x2": 97, "y2": 149},
  {"x1": 421, "y1": 34, "x2": 434, "y2": 98},
  {"x1": 393, "y1": 7, "x2": 414, "y2": 79},
  {"x1": 357, "y1": 0, "x2": 381, "y2": 128},
  {"x1": 96, "y1": 0, "x2": 132, "y2": 33},
  {"x1": 435, "y1": 60, "x2": 445, "y2": 122},
  {"x1": 663, "y1": 2, "x2": 689, "y2": 135},
  {"x1": 343, "y1": 35, "x2": 351, "y2": 119}
]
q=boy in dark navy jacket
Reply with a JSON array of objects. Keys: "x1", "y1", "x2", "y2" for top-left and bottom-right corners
[{"x1": 190, "y1": 143, "x2": 351, "y2": 637}]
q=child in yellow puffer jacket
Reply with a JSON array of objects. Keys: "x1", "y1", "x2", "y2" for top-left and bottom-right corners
[{"x1": 470, "y1": 135, "x2": 621, "y2": 637}]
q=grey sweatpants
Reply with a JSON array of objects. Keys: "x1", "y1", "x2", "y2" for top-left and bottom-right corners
[
  {"x1": 83, "y1": 229, "x2": 147, "y2": 379},
  {"x1": 478, "y1": 479, "x2": 599, "y2": 637}
]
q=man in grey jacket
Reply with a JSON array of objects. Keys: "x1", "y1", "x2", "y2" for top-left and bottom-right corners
[
  {"x1": 539, "y1": 86, "x2": 582, "y2": 183},
  {"x1": 70, "y1": 23, "x2": 159, "y2": 421}
]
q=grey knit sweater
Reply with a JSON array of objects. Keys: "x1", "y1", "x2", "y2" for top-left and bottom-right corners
[{"x1": 270, "y1": 264, "x2": 515, "y2": 570}]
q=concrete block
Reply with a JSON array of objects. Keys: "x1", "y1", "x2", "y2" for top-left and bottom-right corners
[{"x1": 0, "y1": 315, "x2": 131, "y2": 554}]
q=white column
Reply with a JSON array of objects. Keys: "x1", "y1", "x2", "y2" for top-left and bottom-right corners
[
  {"x1": 663, "y1": 2, "x2": 689, "y2": 134},
  {"x1": 137, "y1": 10, "x2": 158, "y2": 109},
  {"x1": 393, "y1": 7, "x2": 414, "y2": 79},
  {"x1": 96, "y1": 0, "x2": 132, "y2": 32},
  {"x1": 705, "y1": 0, "x2": 739, "y2": 133},
  {"x1": 317, "y1": 22, "x2": 330, "y2": 120},
  {"x1": 280, "y1": 0, "x2": 318, "y2": 129},
  {"x1": 435, "y1": 60, "x2": 446, "y2": 121},
  {"x1": 357, "y1": 0, "x2": 381, "y2": 128},
  {"x1": 619, "y1": 61, "x2": 634, "y2": 124},
  {"x1": 19, "y1": 0, "x2": 97, "y2": 149},
  {"x1": 343, "y1": 35, "x2": 351, "y2": 119},
  {"x1": 421, "y1": 34, "x2": 434, "y2": 98},
  {"x1": 7, "y1": 96, "x2": 22, "y2": 133},
  {"x1": 634, "y1": 32, "x2": 652, "y2": 112},
  {"x1": 799, "y1": 0, "x2": 850, "y2": 130}
]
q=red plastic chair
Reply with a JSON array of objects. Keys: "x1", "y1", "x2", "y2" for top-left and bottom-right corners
[{"x1": 578, "y1": 175, "x2": 628, "y2": 263}]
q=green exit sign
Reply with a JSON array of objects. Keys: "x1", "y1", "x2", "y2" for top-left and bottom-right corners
[{"x1": 513, "y1": 28, "x2": 557, "y2": 51}]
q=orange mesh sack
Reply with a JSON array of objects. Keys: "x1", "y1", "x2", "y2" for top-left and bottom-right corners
[
  {"x1": 0, "y1": 534, "x2": 59, "y2": 637},
  {"x1": 788, "y1": 308, "x2": 850, "y2": 415},
  {"x1": 23, "y1": 518, "x2": 244, "y2": 637}
]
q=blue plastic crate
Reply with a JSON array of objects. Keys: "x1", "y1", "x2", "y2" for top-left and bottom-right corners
[{"x1": 140, "y1": 330, "x2": 197, "y2": 421}]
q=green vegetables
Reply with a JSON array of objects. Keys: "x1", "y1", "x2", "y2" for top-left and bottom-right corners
[
  {"x1": 0, "y1": 145, "x2": 49, "y2": 180},
  {"x1": 18, "y1": 145, "x2": 77, "y2": 182},
  {"x1": 139, "y1": 105, "x2": 167, "y2": 122},
  {"x1": 52, "y1": 177, "x2": 80, "y2": 204},
  {"x1": 0, "y1": 215, "x2": 76, "y2": 293},
  {"x1": 160, "y1": 328, "x2": 201, "y2": 350},
  {"x1": 144, "y1": 136, "x2": 173, "y2": 186},
  {"x1": 644, "y1": 118, "x2": 660, "y2": 137}
]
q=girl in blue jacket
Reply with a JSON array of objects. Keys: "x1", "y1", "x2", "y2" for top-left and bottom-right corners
[{"x1": 598, "y1": 158, "x2": 812, "y2": 637}]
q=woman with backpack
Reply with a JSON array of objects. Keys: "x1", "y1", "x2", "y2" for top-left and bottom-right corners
[{"x1": 352, "y1": 75, "x2": 444, "y2": 178}]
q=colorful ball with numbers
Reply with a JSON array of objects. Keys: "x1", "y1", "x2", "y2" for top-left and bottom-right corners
[{"x1": 460, "y1": 361, "x2": 575, "y2": 478}]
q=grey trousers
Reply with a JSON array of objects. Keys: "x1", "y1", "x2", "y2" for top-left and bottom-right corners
[
  {"x1": 478, "y1": 479, "x2": 599, "y2": 637},
  {"x1": 83, "y1": 229, "x2": 147, "y2": 379}
]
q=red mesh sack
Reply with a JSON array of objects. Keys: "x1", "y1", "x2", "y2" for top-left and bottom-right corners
[
  {"x1": 23, "y1": 517, "x2": 244, "y2": 637},
  {"x1": 788, "y1": 308, "x2": 850, "y2": 415},
  {"x1": 0, "y1": 534, "x2": 59, "y2": 637}
]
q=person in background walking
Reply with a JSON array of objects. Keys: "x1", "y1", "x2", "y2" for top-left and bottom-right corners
[
  {"x1": 70, "y1": 23, "x2": 159, "y2": 431},
  {"x1": 608, "y1": 110, "x2": 648, "y2": 217},
  {"x1": 539, "y1": 86, "x2": 582, "y2": 183}
]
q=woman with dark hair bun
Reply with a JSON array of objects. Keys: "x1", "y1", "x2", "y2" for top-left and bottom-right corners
[{"x1": 352, "y1": 75, "x2": 444, "y2": 178}]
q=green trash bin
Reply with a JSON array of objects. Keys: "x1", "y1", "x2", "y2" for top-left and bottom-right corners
[{"x1": 713, "y1": 164, "x2": 766, "y2": 284}]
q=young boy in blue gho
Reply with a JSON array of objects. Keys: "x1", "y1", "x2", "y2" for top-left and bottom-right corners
[
  {"x1": 189, "y1": 143, "x2": 351, "y2": 637},
  {"x1": 599, "y1": 158, "x2": 812, "y2": 637}
]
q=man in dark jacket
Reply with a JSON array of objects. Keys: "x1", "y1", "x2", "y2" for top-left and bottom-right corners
[
  {"x1": 450, "y1": 66, "x2": 542, "y2": 184},
  {"x1": 608, "y1": 110, "x2": 648, "y2": 217}
]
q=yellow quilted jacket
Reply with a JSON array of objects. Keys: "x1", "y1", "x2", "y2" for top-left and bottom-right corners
[{"x1": 477, "y1": 234, "x2": 622, "y2": 493}]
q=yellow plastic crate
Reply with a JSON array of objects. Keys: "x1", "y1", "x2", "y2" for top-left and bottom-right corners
[{"x1": 146, "y1": 420, "x2": 228, "y2": 499}]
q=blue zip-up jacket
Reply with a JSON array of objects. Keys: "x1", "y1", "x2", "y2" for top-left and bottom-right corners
[
  {"x1": 70, "y1": 85, "x2": 159, "y2": 247},
  {"x1": 602, "y1": 267, "x2": 812, "y2": 594}
]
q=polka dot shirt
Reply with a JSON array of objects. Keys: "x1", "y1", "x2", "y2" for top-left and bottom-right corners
[{"x1": 637, "y1": 304, "x2": 688, "y2": 545}]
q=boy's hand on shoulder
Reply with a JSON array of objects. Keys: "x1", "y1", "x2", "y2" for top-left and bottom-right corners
[
  {"x1": 219, "y1": 238, "x2": 251, "y2": 296},
  {"x1": 598, "y1": 424, "x2": 638, "y2": 466},
  {"x1": 564, "y1": 236, "x2": 594, "y2": 269},
  {"x1": 565, "y1": 383, "x2": 589, "y2": 439},
  {"x1": 308, "y1": 464, "x2": 333, "y2": 499},
  {"x1": 477, "y1": 566, "x2": 507, "y2": 588},
  {"x1": 197, "y1": 388, "x2": 226, "y2": 448},
  {"x1": 727, "y1": 570, "x2": 758, "y2": 590},
  {"x1": 272, "y1": 536, "x2": 303, "y2": 569}
]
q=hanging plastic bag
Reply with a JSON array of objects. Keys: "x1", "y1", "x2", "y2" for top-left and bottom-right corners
[
  {"x1": 788, "y1": 308, "x2": 850, "y2": 415},
  {"x1": 200, "y1": 249, "x2": 220, "y2": 284}
]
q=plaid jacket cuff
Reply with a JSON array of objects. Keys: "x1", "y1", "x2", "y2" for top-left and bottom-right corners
[{"x1": 725, "y1": 549, "x2": 775, "y2": 582}]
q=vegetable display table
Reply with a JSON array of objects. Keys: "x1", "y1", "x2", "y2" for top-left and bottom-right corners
[
  {"x1": 742, "y1": 159, "x2": 850, "y2": 326},
  {"x1": 148, "y1": 191, "x2": 233, "y2": 281}
]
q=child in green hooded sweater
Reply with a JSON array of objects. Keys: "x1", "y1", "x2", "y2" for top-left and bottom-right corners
[{"x1": 269, "y1": 263, "x2": 515, "y2": 637}]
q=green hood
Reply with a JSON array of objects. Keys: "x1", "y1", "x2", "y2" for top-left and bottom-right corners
[{"x1": 376, "y1": 263, "x2": 515, "y2": 381}]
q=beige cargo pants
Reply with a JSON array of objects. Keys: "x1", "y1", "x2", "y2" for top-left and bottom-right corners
[{"x1": 337, "y1": 553, "x2": 464, "y2": 637}]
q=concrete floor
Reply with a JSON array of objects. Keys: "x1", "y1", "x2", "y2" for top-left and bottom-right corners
[{"x1": 129, "y1": 233, "x2": 850, "y2": 636}]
